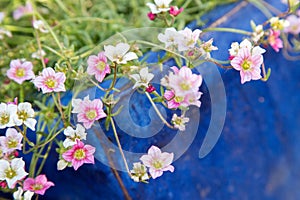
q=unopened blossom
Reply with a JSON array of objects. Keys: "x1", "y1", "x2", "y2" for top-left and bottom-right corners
[
  {"x1": 269, "y1": 17, "x2": 289, "y2": 31},
  {"x1": 147, "y1": 12, "x2": 157, "y2": 20},
  {"x1": 163, "y1": 90, "x2": 201, "y2": 109},
  {"x1": 7, "y1": 59, "x2": 35, "y2": 84},
  {"x1": 32, "y1": 20, "x2": 48, "y2": 33},
  {"x1": 57, "y1": 159, "x2": 68, "y2": 171},
  {"x1": 168, "y1": 66, "x2": 202, "y2": 96},
  {"x1": 130, "y1": 67, "x2": 154, "y2": 89},
  {"x1": 0, "y1": 158, "x2": 28, "y2": 188},
  {"x1": 0, "y1": 103, "x2": 17, "y2": 129},
  {"x1": 32, "y1": 67, "x2": 66, "y2": 93},
  {"x1": 104, "y1": 43, "x2": 138, "y2": 64},
  {"x1": 0, "y1": 28, "x2": 12, "y2": 40},
  {"x1": 31, "y1": 49, "x2": 46, "y2": 59},
  {"x1": 146, "y1": 0, "x2": 173, "y2": 14},
  {"x1": 87, "y1": 52, "x2": 110, "y2": 82},
  {"x1": 284, "y1": 14, "x2": 300, "y2": 35},
  {"x1": 158, "y1": 27, "x2": 180, "y2": 48},
  {"x1": 169, "y1": 6, "x2": 183, "y2": 16},
  {"x1": 146, "y1": 84, "x2": 156, "y2": 93},
  {"x1": 177, "y1": 28, "x2": 201, "y2": 51},
  {"x1": 23, "y1": 174, "x2": 54, "y2": 195},
  {"x1": 130, "y1": 162, "x2": 149, "y2": 182},
  {"x1": 0, "y1": 128, "x2": 23, "y2": 154},
  {"x1": 72, "y1": 95, "x2": 107, "y2": 129},
  {"x1": 13, "y1": 2, "x2": 33, "y2": 20},
  {"x1": 63, "y1": 124, "x2": 87, "y2": 148},
  {"x1": 13, "y1": 187, "x2": 34, "y2": 200},
  {"x1": 140, "y1": 145, "x2": 174, "y2": 179},
  {"x1": 171, "y1": 114, "x2": 189, "y2": 131},
  {"x1": 13, "y1": 102, "x2": 36, "y2": 131},
  {"x1": 268, "y1": 29, "x2": 283, "y2": 52},
  {"x1": 62, "y1": 140, "x2": 95, "y2": 170},
  {"x1": 250, "y1": 21, "x2": 265, "y2": 43},
  {"x1": 231, "y1": 46, "x2": 264, "y2": 84}
]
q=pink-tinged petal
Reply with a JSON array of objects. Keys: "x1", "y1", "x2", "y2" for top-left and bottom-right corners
[
  {"x1": 149, "y1": 168, "x2": 163, "y2": 179},
  {"x1": 231, "y1": 57, "x2": 242, "y2": 70},
  {"x1": 178, "y1": 66, "x2": 192, "y2": 79},
  {"x1": 140, "y1": 155, "x2": 152, "y2": 167},
  {"x1": 251, "y1": 67, "x2": 262, "y2": 80},
  {"x1": 170, "y1": 66, "x2": 179, "y2": 74},
  {"x1": 162, "y1": 165, "x2": 174, "y2": 172},
  {"x1": 35, "y1": 174, "x2": 47, "y2": 184},
  {"x1": 163, "y1": 90, "x2": 175, "y2": 100},
  {"x1": 83, "y1": 121, "x2": 93, "y2": 129},
  {"x1": 160, "y1": 152, "x2": 174, "y2": 166},
  {"x1": 148, "y1": 145, "x2": 161, "y2": 158},
  {"x1": 87, "y1": 55, "x2": 99, "y2": 67},
  {"x1": 22, "y1": 61, "x2": 33, "y2": 70},
  {"x1": 41, "y1": 67, "x2": 55, "y2": 77},
  {"x1": 23, "y1": 178, "x2": 35, "y2": 191},
  {"x1": 167, "y1": 100, "x2": 180, "y2": 109},
  {"x1": 62, "y1": 150, "x2": 73, "y2": 162},
  {"x1": 240, "y1": 71, "x2": 251, "y2": 84},
  {"x1": 72, "y1": 159, "x2": 84, "y2": 170},
  {"x1": 97, "y1": 52, "x2": 107, "y2": 62},
  {"x1": 55, "y1": 72, "x2": 66, "y2": 83},
  {"x1": 83, "y1": 155, "x2": 95, "y2": 164}
]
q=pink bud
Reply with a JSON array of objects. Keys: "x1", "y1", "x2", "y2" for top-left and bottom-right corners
[
  {"x1": 169, "y1": 6, "x2": 183, "y2": 17},
  {"x1": 187, "y1": 51, "x2": 194, "y2": 57},
  {"x1": 44, "y1": 58, "x2": 49, "y2": 64},
  {"x1": 0, "y1": 181, "x2": 7, "y2": 188},
  {"x1": 146, "y1": 84, "x2": 156, "y2": 93},
  {"x1": 147, "y1": 12, "x2": 157, "y2": 21},
  {"x1": 14, "y1": 151, "x2": 19, "y2": 157},
  {"x1": 229, "y1": 55, "x2": 235, "y2": 60}
]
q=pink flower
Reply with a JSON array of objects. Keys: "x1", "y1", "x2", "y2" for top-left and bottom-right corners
[
  {"x1": 62, "y1": 140, "x2": 95, "y2": 170},
  {"x1": 168, "y1": 66, "x2": 202, "y2": 96},
  {"x1": 231, "y1": 47, "x2": 263, "y2": 84},
  {"x1": 177, "y1": 28, "x2": 202, "y2": 51},
  {"x1": 0, "y1": 128, "x2": 23, "y2": 154},
  {"x1": 140, "y1": 146, "x2": 174, "y2": 179},
  {"x1": 13, "y1": 2, "x2": 33, "y2": 20},
  {"x1": 87, "y1": 52, "x2": 110, "y2": 83},
  {"x1": 147, "y1": 12, "x2": 157, "y2": 21},
  {"x1": 72, "y1": 95, "x2": 107, "y2": 129},
  {"x1": 23, "y1": 174, "x2": 54, "y2": 195},
  {"x1": 284, "y1": 15, "x2": 300, "y2": 35},
  {"x1": 146, "y1": 84, "x2": 156, "y2": 93},
  {"x1": 164, "y1": 90, "x2": 182, "y2": 109},
  {"x1": 32, "y1": 67, "x2": 66, "y2": 93},
  {"x1": 268, "y1": 30, "x2": 283, "y2": 52},
  {"x1": 7, "y1": 59, "x2": 35, "y2": 84},
  {"x1": 169, "y1": 6, "x2": 183, "y2": 16}
]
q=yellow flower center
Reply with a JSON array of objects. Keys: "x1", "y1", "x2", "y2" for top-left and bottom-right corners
[
  {"x1": 74, "y1": 149, "x2": 86, "y2": 160},
  {"x1": 96, "y1": 61, "x2": 106, "y2": 71},
  {"x1": 7, "y1": 139, "x2": 18, "y2": 149},
  {"x1": 174, "y1": 96, "x2": 184, "y2": 103},
  {"x1": 45, "y1": 78, "x2": 56, "y2": 88},
  {"x1": 16, "y1": 68, "x2": 25, "y2": 78},
  {"x1": 152, "y1": 160, "x2": 162, "y2": 169},
  {"x1": 242, "y1": 60, "x2": 251, "y2": 71},
  {"x1": 18, "y1": 110, "x2": 28, "y2": 121},
  {"x1": 32, "y1": 183, "x2": 43, "y2": 191},
  {"x1": 5, "y1": 168, "x2": 16, "y2": 179},
  {"x1": 0, "y1": 113, "x2": 9, "y2": 125},
  {"x1": 180, "y1": 82, "x2": 190, "y2": 91},
  {"x1": 86, "y1": 110, "x2": 97, "y2": 120}
]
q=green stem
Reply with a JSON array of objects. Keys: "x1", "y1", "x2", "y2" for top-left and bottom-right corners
[
  {"x1": 36, "y1": 142, "x2": 53, "y2": 175},
  {"x1": 19, "y1": 85, "x2": 24, "y2": 103},
  {"x1": 110, "y1": 117, "x2": 131, "y2": 176},
  {"x1": 145, "y1": 92, "x2": 174, "y2": 129},
  {"x1": 203, "y1": 27, "x2": 252, "y2": 35}
]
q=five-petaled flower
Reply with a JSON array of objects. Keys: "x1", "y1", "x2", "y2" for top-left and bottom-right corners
[
  {"x1": 104, "y1": 43, "x2": 138, "y2": 64},
  {"x1": 140, "y1": 145, "x2": 174, "y2": 179},
  {"x1": 32, "y1": 67, "x2": 66, "y2": 94},
  {"x1": 62, "y1": 140, "x2": 95, "y2": 170},
  {"x1": 23, "y1": 174, "x2": 54, "y2": 195},
  {"x1": 146, "y1": 0, "x2": 173, "y2": 14},
  {"x1": 72, "y1": 95, "x2": 107, "y2": 129},
  {"x1": 32, "y1": 20, "x2": 49, "y2": 33},
  {"x1": 87, "y1": 52, "x2": 111, "y2": 83},
  {"x1": 0, "y1": 128, "x2": 23, "y2": 154},
  {"x1": 0, "y1": 158, "x2": 28, "y2": 189},
  {"x1": 7, "y1": 59, "x2": 35, "y2": 84},
  {"x1": 63, "y1": 124, "x2": 87, "y2": 148},
  {"x1": 0, "y1": 103, "x2": 17, "y2": 129},
  {"x1": 130, "y1": 162, "x2": 150, "y2": 182},
  {"x1": 171, "y1": 114, "x2": 189, "y2": 131},
  {"x1": 130, "y1": 67, "x2": 154, "y2": 89},
  {"x1": 13, "y1": 102, "x2": 36, "y2": 131}
]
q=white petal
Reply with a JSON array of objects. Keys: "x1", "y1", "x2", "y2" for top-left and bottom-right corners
[
  {"x1": 122, "y1": 52, "x2": 138, "y2": 63},
  {"x1": 24, "y1": 118, "x2": 37, "y2": 131},
  {"x1": 24, "y1": 191, "x2": 34, "y2": 200},
  {"x1": 0, "y1": 160, "x2": 9, "y2": 179},
  {"x1": 64, "y1": 126, "x2": 75, "y2": 137}
]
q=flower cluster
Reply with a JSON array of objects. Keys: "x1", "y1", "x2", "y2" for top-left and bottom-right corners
[{"x1": 146, "y1": 0, "x2": 183, "y2": 22}]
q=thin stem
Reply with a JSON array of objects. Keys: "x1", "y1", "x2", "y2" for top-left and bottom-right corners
[
  {"x1": 19, "y1": 85, "x2": 24, "y2": 103},
  {"x1": 36, "y1": 142, "x2": 53, "y2": 175},
  {"x1": 203, "y1": 27, "x2": 252, "y2": 35},
  {"x1": 145, "y1": 92, "x2": 174, "y2": 129},
  {"x1": 110, "y1": 117, "x2": 131, "y2": 175},
  {"x1": 51, "y1": 93, "x2": 66, "y2": 126},
  {"x1": 32, "y1": 14, "x2": 46, "y2": 69},
  {"x1": 15, "y1": 126, "x2": 34, "y2": 147}
]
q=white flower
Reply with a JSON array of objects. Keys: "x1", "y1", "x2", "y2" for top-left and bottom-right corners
[
  {"x1": 177, "y1": 28, "x2": 202, "y2": 51},
  {"x1": 57, "y1": 159, "x2": 68, "y2": 171},
  {"x1": 171, "y1": 114, "x2": 189, "y2": 131},
  {"x1": 32, "y1": 20, "x2": 49, "y2": 33},
  {"x1": 0, "y1": 103, "x2": 17, "y2": 129},
  {"x1": 0, "y1": 128, "x2": 23, "y2": 154},
  {"x1": 146, "y1": 0, "x2": 173, "y2": 14},
  {"x1": 158, "y1": 27, "x2": 180, "y2": 48},
  {"x1": 0, "y1": 28, "x2": 12, "y2": 40},
  {"x1": 13, "y1": 187, "x2": 34, "y2": 200},
  {"x1": 0, "y1": 158, "x2": 28, "y2": 188},
  {"x1": 31, "y1": 49, "x2": 46, "y2": 59},
  {"x1": 229, "y1": 39, "x2": 265, "y2": 57},
  {"x1": 269, "y1": 17, "x2": 290, "y2": 31},
  {"x1": 130, "y1": 67, "x2": 154, "y2": 89},
  {"x1": 13, "y1": 102, "x2": 37, "y2": 131},
  {"x1": 250, "y1": 21, "x2": 265, "y2": 43},
  {"x1": 130, "y1": 162, "x2": 149, "y2": 182},
  {"x1": 199, "y1": 38, "x2": 218, "y2": 59},
  {"x1": 104, "y1": 43, "x2": 138, "y2": 64},
  {"x1": 228, "y1": 42, "x2": 240, "y2": 57},
  {"x1": 63, "y1": 124, "x2": 87, "y2": 148}
]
